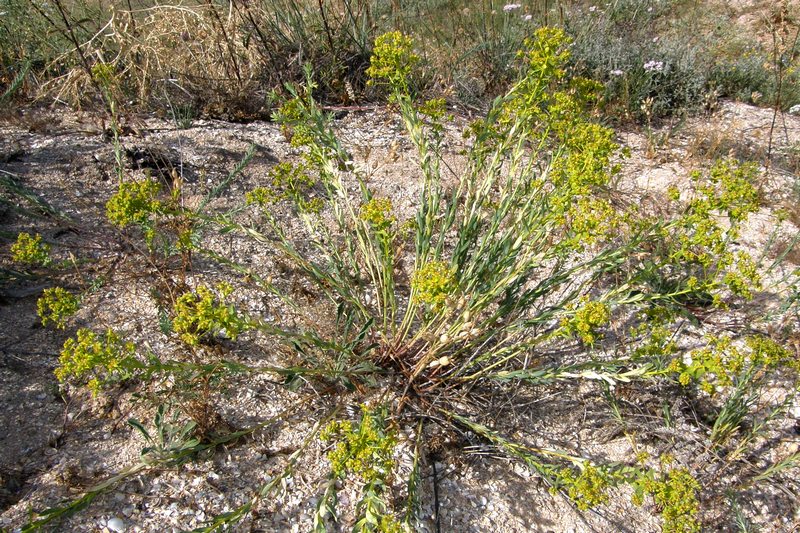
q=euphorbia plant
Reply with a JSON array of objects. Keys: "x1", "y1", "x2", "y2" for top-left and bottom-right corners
[{"x1": 47, "y1": 28, "x2": 779, "y2": 533}]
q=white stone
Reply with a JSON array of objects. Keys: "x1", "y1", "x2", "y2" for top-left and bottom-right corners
[{"x1": 106, "y1": 517, "x2": 125, "y2": 532}]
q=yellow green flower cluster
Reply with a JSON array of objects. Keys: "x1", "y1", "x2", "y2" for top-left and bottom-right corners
[
  {"x1": 418, "y1": 98, "x2": 448, "y2": 120},
  {"x1": 500, "y1": 29, "x2": 571, "y2": 128},
  {"x1": 246, "y1": 161, "x2": 322, "y2": 214},
  {"x1": 37, "y1": 287, "x2": 80, "y2": 329},
  {"x1": 56, "y1": 328, "x2": 136, "y2": 395},
  {"x1": 411, "y1": 260, "x2": 456, "y2": 307},
  {"x1": 359, "y1": 197, "x2": 396, "y2": 231},
  {"x1": 632, "y1": 322, "x2": 678, "y2": 366},
  {"x1": 172, "y1": 283, "x2": 248, "y2": 346},
  {"x1": 706, "y1": 159, "x2": 760, "y2": 224},
  {"x1": 559, "y1": 463, "x2": 610, "y2": 511},
  {"x1": 633, "y1": 469, "x2": 701, "y2": 533},
  {"x1": 519, "y1": 27, "x2": 571, "y2": 82},
  {"x1": 566, "y1": 197, "x2": 619, "y2": 248},
  {"x1": 91, "y1": 62, "x2": 117, "y2": 91},
  {"x1": 10, "y1": 232, "x2": 50, "y2": 266},
  {"x1": 553, "y1": 122, "x2": 618, "y2": 193},
  {"x1": 106, "y1": 179, "x2": 162, "y2": 228},
  {"x1": 663, "y1": 159, "x2": 761, "y2": 300},
  {"x1": 320, "y1": 405, "x2": 397, "y2": 482},
  {"x1": 417, "y1": 97, "x2": 450, "y2": 138},
  {"x1": 274, "y1": 97, "x2": 315, "y2": 147},
  {"x1": 722, "y1": 251, "x2": 761, "y2": 299},
  {"x1": 366, "y1": 31, "x2": 419, "y2": 92},
  {"x1": 562, "y1": 300, "x2": 611, "y2": 344},
  {"x1": 669, "y1": 335, "x2": 797, "y2": 393},
  {"x1": 494, "y1": 28, "x2": 621, "y2": 249}
]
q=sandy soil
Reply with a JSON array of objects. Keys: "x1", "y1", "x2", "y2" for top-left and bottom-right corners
[{"x1": 0, "y1": 98, "x2": 799, "y2": 532}]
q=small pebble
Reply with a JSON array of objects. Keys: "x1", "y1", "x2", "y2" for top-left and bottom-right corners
[{"x1": 106, "y1": 517, "x2": 125, "y2": 532}]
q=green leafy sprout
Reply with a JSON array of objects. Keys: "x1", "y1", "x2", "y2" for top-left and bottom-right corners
[{"x1": 246, "y1": 161, "x2": 322, "y2": 214}]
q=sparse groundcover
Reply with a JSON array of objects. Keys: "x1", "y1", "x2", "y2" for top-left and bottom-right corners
[{"x1": 1, "y1": 26, "x2": 798, "y2": 533}]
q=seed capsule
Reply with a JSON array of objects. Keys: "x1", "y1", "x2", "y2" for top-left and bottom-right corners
[{"x1": 428, "y1": 356, "x2": 451, "y2": 368}]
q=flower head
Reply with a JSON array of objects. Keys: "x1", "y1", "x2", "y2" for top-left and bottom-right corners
[
  {"x1": 360, "y1": 197, "x2": 396, "y2": 231},
  {"x1": 367, "y1": 31, "x2": 419, "y2": 91},
  {"x1": 643, "y1": 60, "x2": 665, "y2": 73},
  {"x1": 10, "y1": 232, "x2": 51, "y2": 266},
  {"x1": 503, "y1": 3, "x2": 522, "y2": 12},
  {"x1": 412, "y1": 260, "x2": 456, "y2": 307}
]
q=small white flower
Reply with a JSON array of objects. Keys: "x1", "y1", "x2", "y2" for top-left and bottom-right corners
[
  {"x1": 643, "y1": 60, "x2": 664, "y2": 72},
  {"x1": 610, "y1": 69, "x2": 624, "y2": 76},
  {"x1": 589, "y1": 6, "x2": 597, "y2": 12},
  {"x1": 503, "y1": 3, "x2": 521, "y2": 12},
  {"x1": 523, "y1": 14, "x2": 533, "y2": 20}
]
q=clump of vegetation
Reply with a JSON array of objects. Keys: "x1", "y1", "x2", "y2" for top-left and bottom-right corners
[
  {"x1": 359, "y1": 198, "x2": 396, "y2": 232},
  {"x1": 567, "y1": 0, "x2": 800, "y2": 121},
  {"x1": 561, "y1": 299, "x2": 612, "y2": 345},
  {"x1": 12, "y1": 18, "x2": 800, "y2": 533},
  {"x1": 10, "y1": 232, "x2": 50, "y2": 266},
  {"x1": 106, "y1": 179, "x2": 162, "y2": 233},
  {"x1": 55, "y1": 328, "x2": 137, "y2": 395},
  {"x1": 366, "y1": 30, "x2": 419, "y2": 96},
  {"x1": 319, "y1": 406, "x2": 402, "y2": 531},
  {"x1": 638, "y1": 159, "x2": 762, "y2": 308},
  {"x1": 2, "y1": 0, "x2": 794, "y2": 124},
  {"x1": 172, "y1": 283, "x2": 249, "y2": 346},
  {"x1": 37, "y1": 287, "x2": 80, "y2": 329},
  {"x1": 634, "y1": 467, "x2": 702, "y2": 533},
  {"x1": 669, "y1": 334, "x2": 799, "y2": 448},
  {"x1": 246, "y1": 161, "x2": 322, "y2": 214},
  {"x1": 410, "y1": 260, "x2": 455, "y2": 308},
  {"x1": 558, "y1": 463, "x2": 611, "y2": 511}
]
